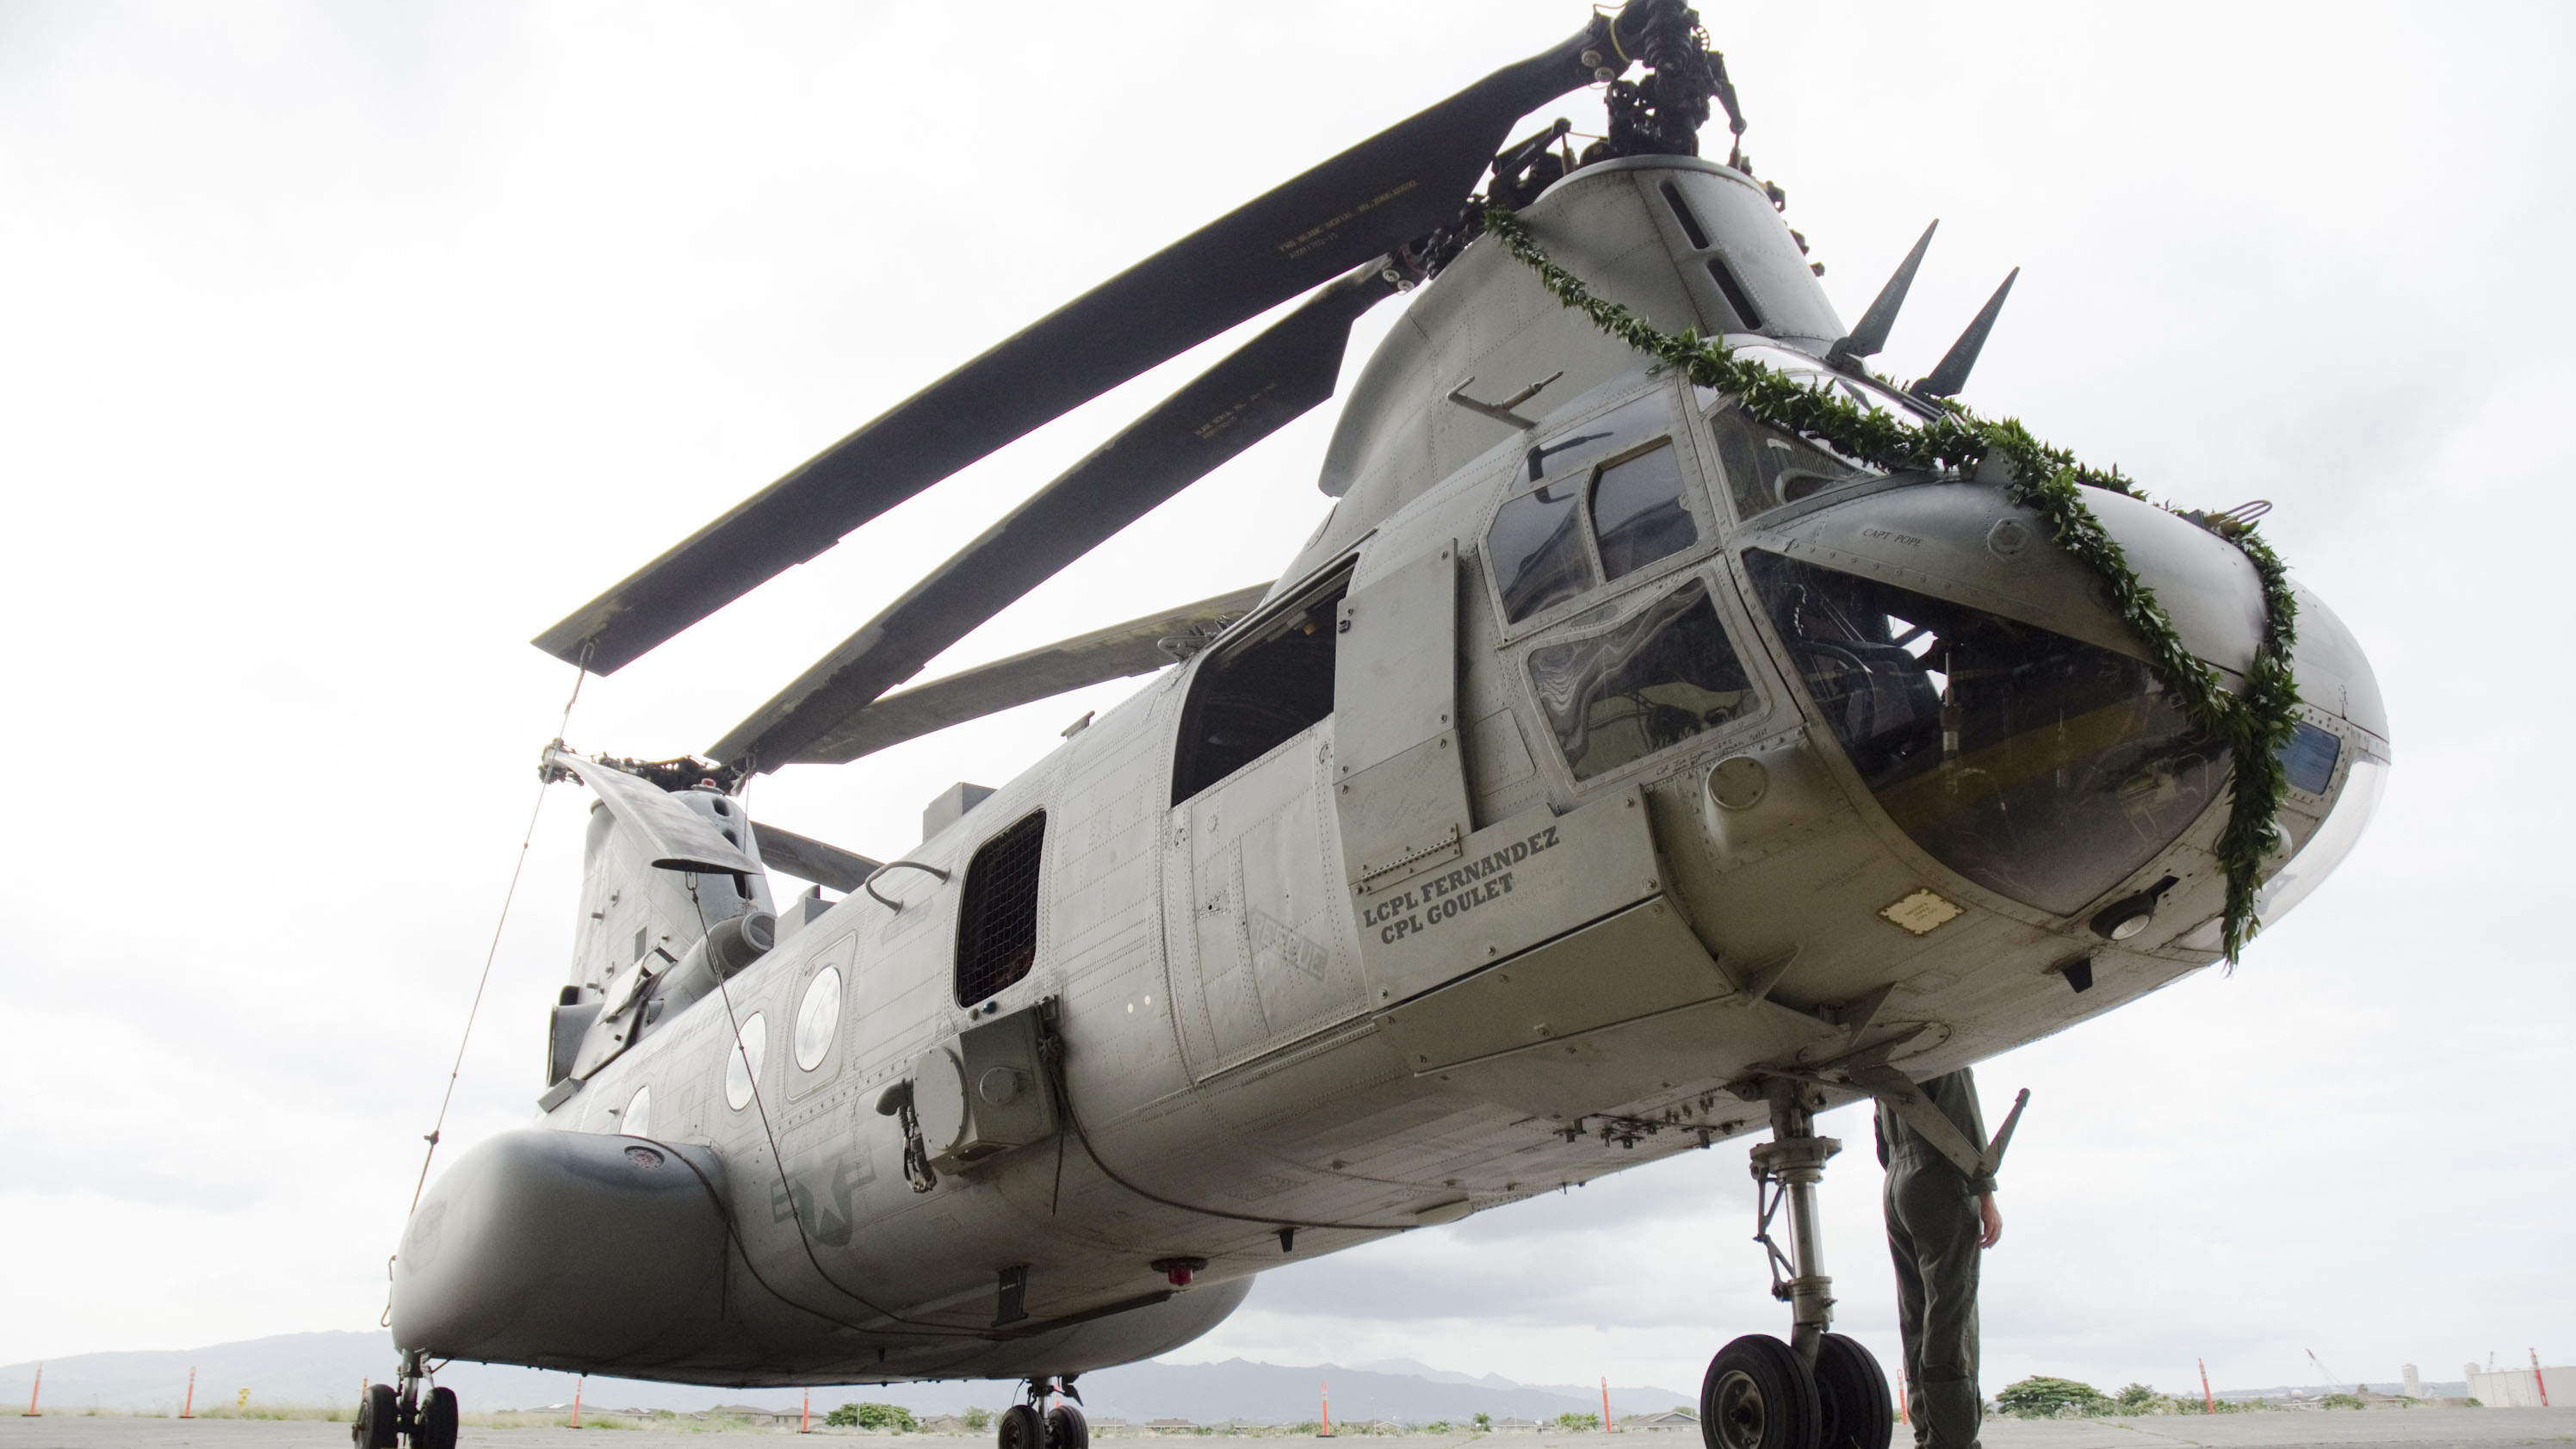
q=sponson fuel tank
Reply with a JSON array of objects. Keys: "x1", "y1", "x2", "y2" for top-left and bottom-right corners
[{"x1": 393, "y1": 1130, "x2": 733, "y2": 1370}]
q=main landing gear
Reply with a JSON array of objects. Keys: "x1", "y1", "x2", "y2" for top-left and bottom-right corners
[
  {"x1": 354, "y1": 1351, "x2": 456, "y2": 1449},
  {"x1": 1000, "y1": 1377, "x2": 1087, "y2": 1449},
  {"x1": 1700, "y1": 1081, "x2": 1892, "y2": 1449}
]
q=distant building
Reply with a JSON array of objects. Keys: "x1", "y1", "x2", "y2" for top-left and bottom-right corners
[
  {"x1": 1619, "y1": 1410, "x2": 1699, "y2": 1432},
  {"x1": 2465, "y1": 1365, "x2": 2573, "y2": 1409},
  {"x1": 1145, "y1": 1417, "x2": 1196, "y2": 1433},
  {"x1": 1490, "y1": 1418, "x2": 1542, "y2": 1433}
]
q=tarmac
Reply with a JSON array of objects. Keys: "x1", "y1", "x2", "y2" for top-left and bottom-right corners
[{"x1": 0, "y1": 1418, "x2": 2569, "y2": 1449}]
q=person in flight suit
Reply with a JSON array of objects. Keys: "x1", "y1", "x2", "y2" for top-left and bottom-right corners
[{"x1": 1877, "y1": 1068, "x2": 2004, "y2": 1449}]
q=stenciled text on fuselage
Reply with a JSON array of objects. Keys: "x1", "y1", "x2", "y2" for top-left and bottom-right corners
[{"x1": 1361, "y1": 825, "x2": 1563, "y2": 944}]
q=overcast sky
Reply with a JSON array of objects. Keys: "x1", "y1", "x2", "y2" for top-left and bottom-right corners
[{"x1": 4, "y1": 0, "x2": 2571, "y2": 1409}]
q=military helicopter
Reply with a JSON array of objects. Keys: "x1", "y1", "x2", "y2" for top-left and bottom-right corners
[{"x1": 372, "y1": 4, "x2": 2390, "y2": 1449}]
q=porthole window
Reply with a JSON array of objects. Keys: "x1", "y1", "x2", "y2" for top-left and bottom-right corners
[
  {"x1": 723, "y1": 1012, "x2": 767, "y2": 1111},
  {"x1": 794, "y1": 967, "x2": 843, "y2": 1072},
  {"x1": 622, "y1": 1084, "x2": 653, "y2": 1138}
]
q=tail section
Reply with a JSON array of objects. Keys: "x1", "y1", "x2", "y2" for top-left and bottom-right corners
[{"x1": 542, "y1": 752, "x2": 777, "y2": 1093}]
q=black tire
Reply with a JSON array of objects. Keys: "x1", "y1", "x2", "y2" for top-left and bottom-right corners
[
  {"x1": 1047, "y1": 1404, "x2": 1089, "y2": 1449},
  {"x1": 1700, "y1": 1334, "x2": 1821, "y2": 1449},
  {"x1": 355, "y1": 1384, "x2": 399, "y2": 1449},
  {"x1": 418, "y1": 1387, "x2": 460, "y2": 1449},
  {"x1": 1813, "y1": 1334, "x2": 1892, "y2": 1449},
  {"x1": 999, "y1": 1403, "x2": 1043, "y2": 1449}
]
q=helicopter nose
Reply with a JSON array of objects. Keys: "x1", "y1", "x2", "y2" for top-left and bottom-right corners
[
  {"x1": 2239, "y1": 582, "x2": 2390, "y2": 934},
  {"x1": 1748, "y1": 478, "x2": 2276, "y2": 685},
  {"x1": 1736, "y1": 477, "x2": 2384, "y2": 930}
]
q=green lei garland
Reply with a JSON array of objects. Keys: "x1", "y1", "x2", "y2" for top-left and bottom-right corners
[{"x1": 1480, "y1": 206, "x2": 2300, "y2": 963}]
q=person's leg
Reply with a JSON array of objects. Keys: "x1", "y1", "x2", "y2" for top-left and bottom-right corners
[
  {"x1": 1891, "y1": 1167, "x2": 1983, "y2": 1449},
  {"x1": 1885, "y1": 1171, "x2": 1930, "y2": 1445}
]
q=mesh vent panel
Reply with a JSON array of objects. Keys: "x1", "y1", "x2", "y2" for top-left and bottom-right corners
[{"x1": 955, "y1": 810, "x2": 1045, "y2": 1006}]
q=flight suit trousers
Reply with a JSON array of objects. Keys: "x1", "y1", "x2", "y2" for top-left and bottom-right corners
[{"x1": 1885, "y1": 1153, "x2": 1983, "y2": 1449}]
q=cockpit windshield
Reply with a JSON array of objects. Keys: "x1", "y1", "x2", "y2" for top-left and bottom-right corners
[{"x1": 1746, "y1": 549, "x2": 2231, "y2": 916}]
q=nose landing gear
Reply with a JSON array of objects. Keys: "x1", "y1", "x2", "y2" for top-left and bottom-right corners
[
  {"x1": 1700, "y1": 1081, "x2": 1891, "y2": 1449},
  {"x1": 1000, "y1": 1378, "x2": 1087, "y2": 1449}
]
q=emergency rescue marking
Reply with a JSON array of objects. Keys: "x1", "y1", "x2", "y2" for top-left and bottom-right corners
[
  {"x1": 1360, "y1": 824, "x2": 1562, "y2": 944},
  {"x1": 1248, "y1": 908, "x2": 1330, "y2": 981}
]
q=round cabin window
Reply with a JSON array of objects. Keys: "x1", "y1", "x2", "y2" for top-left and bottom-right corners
[
  {"x1": 794, "y1": 967, "x2": 843, "y2": 1072},
  {"x1": 724, "y1": 1012, "x2": 767, "y2": 1111}
]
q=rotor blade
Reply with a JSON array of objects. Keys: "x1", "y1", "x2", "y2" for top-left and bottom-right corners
[
  {"x1": 541, "y1": 746, "x2": 760, "y2": 876},
  {"x1": 747, "y1": 820, "x2": 881, "y2": 894},
  {"x1": 707, "y1": 263, "x2": 1396, "y2": 771},
  {"x1": 1825, "y1": 219, "x2": 1935, "y2": 368},
  {"x1": 533, "y1": 14, "x2": 1619, "y2": 677},
  {"x1": 781, "y1": 585, "x2": 1271, "y2": 768},
  {"x1": 1914, "y1": 267, "x2": 2019, "y2": 399}
]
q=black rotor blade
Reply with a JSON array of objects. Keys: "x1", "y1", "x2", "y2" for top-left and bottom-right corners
[
  {"x1": 710, "y1": 265, "x2": 1395, "y2": 771},
  {"x1": 533, "y1": 11, "x2": 1614, "y2": 675},
  {"x1": 747, "y1": 820, "x2": 881, "y2": 894},
  {"x1": 781, "y1": 584, "x2": 1273, "y2": 768}
]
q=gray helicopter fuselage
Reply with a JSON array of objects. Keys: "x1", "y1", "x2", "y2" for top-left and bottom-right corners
[{"x1": 392, "y1": 155, "x2": 2387, "y2": 1388}]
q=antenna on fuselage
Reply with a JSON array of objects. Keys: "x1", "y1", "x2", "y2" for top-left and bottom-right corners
[
  {"x1": 1824, "y1": 220, "x2": 1937, "y2": 373},
  {"x1": 1912, "y1": 267, "x2": 2020, "y2": 400}
]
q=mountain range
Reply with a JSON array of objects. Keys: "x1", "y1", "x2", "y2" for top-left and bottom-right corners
[{"x1": 0, "y1": 1332, "x2": 1697, "y2": 1423}]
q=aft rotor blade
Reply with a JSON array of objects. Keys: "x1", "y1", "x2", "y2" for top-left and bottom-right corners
[
  {"x1": 748, "y1": 820, "x2": 881, "y2": 894},
  {"x1": 774, "y1": 584, "x2": 1272, "y2": 768},
  {"x1": 541, "y1": 746, "x2": 760, "y2": 876},
  {"x1": 533, "y1": 15, "x2": 1615, "y2": 676},
  {"x1": 708, "y1": 264, "x2": 1396, "y2": 771}
]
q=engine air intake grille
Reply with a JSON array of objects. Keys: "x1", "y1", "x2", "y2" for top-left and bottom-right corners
[{"x1": 954, "y1": 810, "x2": 1045, "y2": 1006}]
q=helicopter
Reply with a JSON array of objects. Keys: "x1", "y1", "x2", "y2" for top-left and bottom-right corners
[{"x1": 371, "y1": 4, "x2": 2390, "y2": 1449}]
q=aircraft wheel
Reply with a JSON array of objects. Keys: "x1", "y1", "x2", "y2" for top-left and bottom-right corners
[
  {"x1": 1047, "y1": 1404, "x2": 1089, "y2": 1449},
  {"x1": 1700, "y1": 1334, "x2": 1820, "y2": 1449},
  {"x1": 415, "y1": 1387, "x2": 459, "y2": 1449},
  {"x1": 354, "y1": 1384, "x2": 399, "y2": 1449},
  {"x1": 1812, "y1": 1334, "x2": 1892, "y2": 1449},
  {"x1": 998, "y1": 1403, "x2": 1043, "y2": 1449}
]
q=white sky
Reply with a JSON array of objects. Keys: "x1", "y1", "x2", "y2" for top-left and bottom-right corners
[{"x1": 3, "y1": 0, "x2": 2572, "y2": 1406}]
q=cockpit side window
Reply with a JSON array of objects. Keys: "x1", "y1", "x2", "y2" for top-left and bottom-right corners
[
  {"x1": 1526, "y1": 577, "x2": 1758, "y2": 780},
  {"x1": 1706, "y1": 406, "x2": 1875, "y2": 522},
  {"x1": 1490, "y1": 483, "x2": 1594, "y2": 622},
  {"x1": 1489, "y1": 388, "x2": 1706, "y2": 624},
  {"x1": 1590, "y1": 443, "x2": 1697, "y2": 580},
  {"x1": 1523, "y1": 392, "x2": 1669, "y2": 484}
]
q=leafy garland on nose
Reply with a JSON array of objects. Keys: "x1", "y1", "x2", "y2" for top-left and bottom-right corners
[{"x1": 1480, "y1": 205, "x2": 2301, "y2": 963}]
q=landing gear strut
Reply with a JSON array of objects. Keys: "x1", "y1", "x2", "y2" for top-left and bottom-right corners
[
  {"x1": 1699, "y1": 1081, "x2": 1891, "y2": 1449},
  {"x1": 1000, "y1": 1378, "x2": 1087, "y2": 1449},
  {"x1": 355, "y1": 1351, "x2": 456, "y2": 1449}
]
